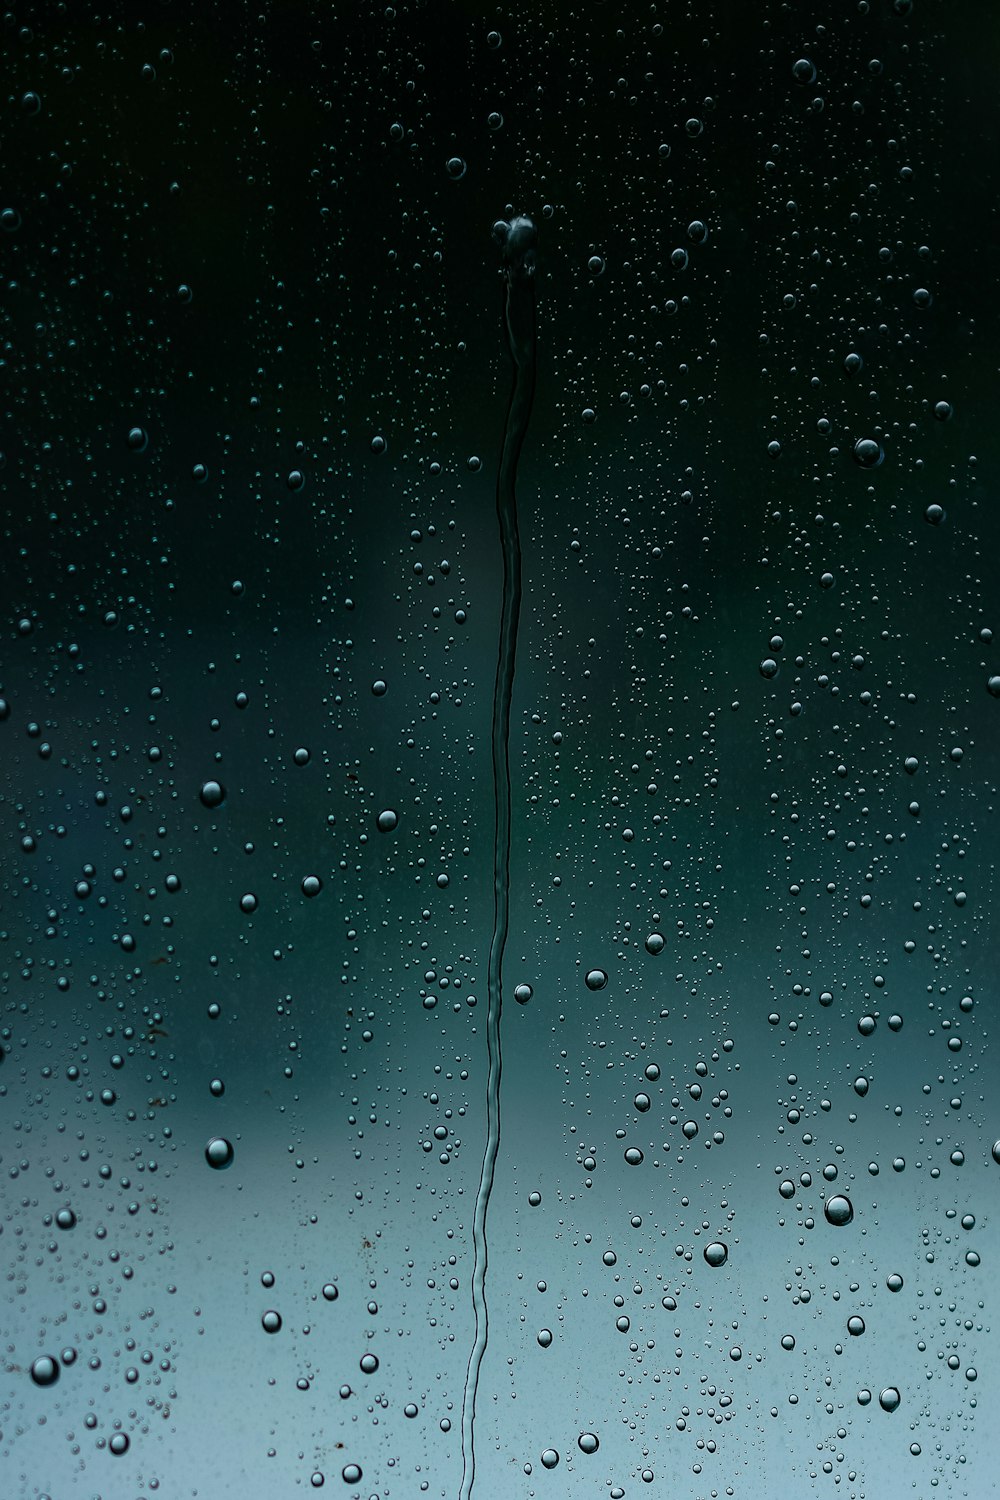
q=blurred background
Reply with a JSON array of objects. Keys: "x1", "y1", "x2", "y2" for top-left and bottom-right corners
[{"x1": 1, "y1": 1, "x2": 998, "y2": 1496}]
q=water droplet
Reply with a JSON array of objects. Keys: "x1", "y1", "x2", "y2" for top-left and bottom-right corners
[
  {"x1": 537, "y1": 1328, "x2": 552, "y2": 1347},
  {"x1": 301, "y1": 875, "x2": 322, "y2": 898},
  {"x1": 585, "y1": 968, "x2": 608, "y2": 990},
  {"x1": 578, "y1": 1432, "x2": 600, "y2": 1454},
  {"x1": 704, "y1": 1241, "x2": 728, "y2": 1267},
  {"x1": 205, "y1": 1136, "x2": 235, "y2": 1170},
  {"x1": 376, "y1": 809, "x2": 398, "y2": 833},
  {"x1": 879, "y1": 1386, "x2": 901, "y2": 1412},
  {"x1": 853, "y1": 437, "x2": 884, "y2": 468},
  {"x1": 30, "y1": 1355, "x2": 59, "y2": 1387},
  {"x1": 644, "y1": 932, "x2": 665, "y2": 955},
  {"x1": 825, "y1": 1194, "x2": 854, "y2": 1226},
  {"x1": 513, "y1": 983, "x2": 533, "y2": 1004},
  {"x1": 847, "y1": 1315, "x2": 866, "y2": 1336},
  {"x1": 540, "y1": 1450, "x2": 560, "y2": 1469},
  {"x1": 199, "y1": 779, "x2": 226, "y2": 808}
]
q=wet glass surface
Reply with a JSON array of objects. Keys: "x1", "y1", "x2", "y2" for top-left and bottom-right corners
[{"x1": 1, "y1": 3, "x2": 998, "y2": 1496}]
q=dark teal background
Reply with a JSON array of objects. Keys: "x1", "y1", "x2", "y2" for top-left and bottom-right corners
[{"x1": 1, "y1": 1, "x2": 997, "y2": 1496}]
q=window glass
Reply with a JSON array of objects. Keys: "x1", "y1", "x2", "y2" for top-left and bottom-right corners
[{"x1": 2, "y1": 3, "x2": 997, "y2": 1496}]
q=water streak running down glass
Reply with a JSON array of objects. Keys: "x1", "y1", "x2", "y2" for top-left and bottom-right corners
[{"x1": 459, "y1": 212, "x2": 537, "y2": 1500}]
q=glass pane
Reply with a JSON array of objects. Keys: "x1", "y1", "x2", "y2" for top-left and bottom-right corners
[{"x1": 2, "y1": 2, "x2": 996, "y2": 1496}]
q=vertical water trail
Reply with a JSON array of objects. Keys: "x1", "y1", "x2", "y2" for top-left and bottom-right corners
[{"x1": 459, "y1": 215, "x2": 538, "y2": 1500}]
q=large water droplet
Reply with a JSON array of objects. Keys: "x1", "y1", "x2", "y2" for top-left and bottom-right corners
[
  {"x1": 205, "y1": 1137, "x2": 235, "y2": 1170},
  {"x1": 824, "y1": 1194, "x2": 854, "y2": 1226},
  {"x1": 30, "y1": 1355, "x2": 59, "y2": 1387}
]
